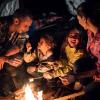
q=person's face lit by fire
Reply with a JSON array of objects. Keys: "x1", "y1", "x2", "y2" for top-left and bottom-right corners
[
  {"x1": 67, "y1": 29, "x2": 80, "y2": 48},
  {"x1": 13, "y1": 16, "x2": 32, "y2": 33},
  {"x1": 37, "y1": 38, "x2": 52, "y2": 54},
  {"x1": 77, "y1": 15, "x2": 88, "y2": 30}
]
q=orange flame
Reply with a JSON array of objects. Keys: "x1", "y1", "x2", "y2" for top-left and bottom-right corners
[{"x1": 24, "y1": 84, "x2": 43, "y2": 100}]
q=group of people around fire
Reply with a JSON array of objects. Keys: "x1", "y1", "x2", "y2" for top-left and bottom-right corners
[{"x1": 0, "y1": 1, "x2": 100, "y2": 100}]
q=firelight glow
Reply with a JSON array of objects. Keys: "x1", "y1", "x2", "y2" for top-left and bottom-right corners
[
  {"x1": 37, "y1": 91, "x2": 43, "y2": 100},
  {"x1": 25, "y1": 84, "x2": 36, "y2": 100},
  {"x1": 24, "y1": 84, "x2": 43, "y2": 100}
]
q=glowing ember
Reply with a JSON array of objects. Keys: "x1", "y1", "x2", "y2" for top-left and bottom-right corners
[{"x1": 24, "y1": 84, "x2": 43, "y2": 100}]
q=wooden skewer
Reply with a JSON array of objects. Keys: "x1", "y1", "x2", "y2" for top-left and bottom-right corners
[{"x1": 32, "y1": 76, "x2": 43, "y2": 80}]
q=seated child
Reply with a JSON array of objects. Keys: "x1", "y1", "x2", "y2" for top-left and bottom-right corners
[
  {"x1": 24, "y1": 34, "x2": 62, "y2": 75},
  {"x1": 43, "y1": 26, "x2": 85, "y2": 85},
  {"x1": 24, "y1": 34, "x2": 64, "y2": 96}
]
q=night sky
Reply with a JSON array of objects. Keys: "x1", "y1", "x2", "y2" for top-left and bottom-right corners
[
  {"x1": 22, "y1": 0, "x2": 100, "y2": 16},
  {"x1": 21, "y1": 0, "x2": 69, "y2": 16}
]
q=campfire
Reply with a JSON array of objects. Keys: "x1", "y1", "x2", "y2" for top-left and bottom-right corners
[
  {"x1": 25, "y1": 84, "x2": 43, "y2": 100},
  {"x1": 0, "y1": 78, "x2": 85, "y2": 100},
  {"x1": 25, "y1": 84, "x2": 36, "y2": 100},
  {"x1": 15, "y1": 80, "x2": 43, "y2": 100}
]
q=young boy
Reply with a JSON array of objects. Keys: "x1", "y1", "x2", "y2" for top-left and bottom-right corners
[
  {"x1": 24, "y1": 34, "x2": 62, "y2": 99},
  {"x1": 24, "y1": 34, "x2": 62, "y2": 74}
]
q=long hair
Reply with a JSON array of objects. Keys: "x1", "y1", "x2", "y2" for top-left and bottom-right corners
[
  {"x1": 77, "y1": 2, "x2": 100, "y2": 27},
  {"x1": 60, "y1": 21, "x2": 87, "y2": 59}
]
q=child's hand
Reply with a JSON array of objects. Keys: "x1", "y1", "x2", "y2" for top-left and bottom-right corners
[
  {"x1": 26, "y1": 42, "x2": 32, "y2": 52},
  {"x1": 38, "y1": 66, "x2": 50, "y2": 73},
  {"x1": 59, "y1": 75, "x2": 75, "y2": 86},
  {"x1": 43, "y1": 72, "x2": 53, "y2": 79},
  {"x1": 27, "y1": 66, "x2": 37, "y2": 74},
  {"x1": 59, "y1": 77, "x2": 69, "y2": 86},
  {"x1": 24, "y1": 53, "x2": 35, "y2": 63}
]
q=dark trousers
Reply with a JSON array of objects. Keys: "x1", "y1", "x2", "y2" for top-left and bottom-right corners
[
  {"x1": 80, "y1": 81, "x2": 100, "y2": 100},
  {"x1": 0, "y1": 74, "x2": 16, "y2": 96}
]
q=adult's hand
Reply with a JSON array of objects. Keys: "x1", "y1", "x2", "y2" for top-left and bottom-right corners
[
  {"x1": 93, "y1": 74, "x2": 100, "y2": 82},
  {"x1": 5, "y1": 47, "x2": 20, "y2": 56},
  {"x1": 7, "y1": 58, "x2": 22, "y2": 67},
  {"x1": 0, "y1": 56, "x2": 8, "y2": 70}
]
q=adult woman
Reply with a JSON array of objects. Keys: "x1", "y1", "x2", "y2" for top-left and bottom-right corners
[{"x1": 77, "y1": 2, "x2": 100, "y2": 99}]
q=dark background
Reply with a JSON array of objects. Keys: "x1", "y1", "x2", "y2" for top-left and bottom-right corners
[
  {"x1": 19, "y1": 0, "x2": 100, "y2": 17},
  {"x1": 20, "y1": 0, "x2": 69, "y2": 16},
  {"x1": 1, "y1": 0, "x2": 100, "y2": 17}
]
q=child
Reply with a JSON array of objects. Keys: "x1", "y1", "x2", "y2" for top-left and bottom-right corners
[
  {"x1": 24, "y1": 34, "x2": 62, "y2": 74},
  {"x1": 24, "y1": 34, "x2": 63, "y2": 97},
  {"x1": 43, "y1": 26, "x2": 85, "y2": 84}
]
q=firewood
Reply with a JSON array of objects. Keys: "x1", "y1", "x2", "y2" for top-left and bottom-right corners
[{"x1": 54, "y1": 91, "x2": 85, "y2": 100}]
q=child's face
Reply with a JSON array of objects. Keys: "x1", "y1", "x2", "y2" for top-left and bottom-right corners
[
  {"x1": 15, "y1": 16, "x2": 32, "y2": 33},
  {"x1": 37, "y1": 38, "x2": 51, "y2": 53},
  {"x1": 67, "y1": 30, "x2": 80, "y2": 48}
]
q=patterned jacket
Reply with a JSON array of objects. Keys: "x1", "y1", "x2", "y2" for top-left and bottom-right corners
[
  {"x1": 49, "y1": 45, "x2": 84, "y2": 78},
  {"x1": 87, "y1": 30, "x2": 100, "y2": 81},
  {"x1": 87, "y1": 30, "x2": 100, "y2": 70},
  {"x1": 24, "y1": 49, "x2": 63, "y2": 73}
]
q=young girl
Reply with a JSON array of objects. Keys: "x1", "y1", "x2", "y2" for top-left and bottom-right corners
[{"x1": 43, "y1": 26, "x2": 85, "y2": 84}]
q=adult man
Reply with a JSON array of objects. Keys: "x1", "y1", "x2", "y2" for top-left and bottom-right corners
[
  {"x1": 0, "y1": 9, "x2": 33, "y2": 69},
  {"x1": 0, "y1": 9, "x2": 33, "y2": 96}
]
